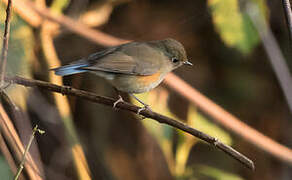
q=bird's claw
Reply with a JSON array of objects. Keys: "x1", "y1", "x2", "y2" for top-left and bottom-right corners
[
  {"x1": 137, "y1": 104, "x2": 152, "y2": 115},
  {"x1": 113, "y1": 95, "x2": 124, "y2": 109}
]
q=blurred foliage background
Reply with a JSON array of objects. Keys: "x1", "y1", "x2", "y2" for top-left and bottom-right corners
[{"x1": 0, "y1": 0, "x2": 292, "y2": 179}]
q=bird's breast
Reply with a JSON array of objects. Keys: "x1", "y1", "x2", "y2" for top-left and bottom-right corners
[{"x1": 109, "y1": 71, "x2": 166, "y2": 94}]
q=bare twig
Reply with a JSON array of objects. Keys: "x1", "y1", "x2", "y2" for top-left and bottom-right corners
[
  {"x1": 6, "y1": 76, "x2": 255, "y2": 170},
  {"x1": 282, "y1": 0, "x2": 292, "y2": 42},
  {"x1": 14, "y1": 125, "x2": 44, "y2": 180},
  {"x1": 0, "y1": 0, "x2": 12, "y2": 87}
]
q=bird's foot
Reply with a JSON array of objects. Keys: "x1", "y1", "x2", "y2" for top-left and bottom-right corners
[
  {"x1": 113, "y1": 95, "x2": 124, "y2": 109},
  {"x1": 137, "y1": 104, "x2": 152, "y2": 115}
]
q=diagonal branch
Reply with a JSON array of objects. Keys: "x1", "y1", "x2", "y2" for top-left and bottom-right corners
[{"x1": 5, "y1": 75, "x2": 255, "y2": 170}]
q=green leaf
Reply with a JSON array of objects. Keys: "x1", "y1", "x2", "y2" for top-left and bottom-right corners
[{"x1": 207, "y1": 0, "x2": 261, "y2": 54}]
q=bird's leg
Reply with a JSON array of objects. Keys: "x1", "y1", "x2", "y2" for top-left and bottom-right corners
[
  {"x1": 113, "y1": 88, "x2": 124, "y2": 109},
  {"x1": 130, "y1": 94, "x2": 152, "y2": 114}
]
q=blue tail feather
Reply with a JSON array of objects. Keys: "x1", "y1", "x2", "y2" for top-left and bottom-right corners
[{"x1": 51, "y1": 63, "x2": 89, "y2": 76}]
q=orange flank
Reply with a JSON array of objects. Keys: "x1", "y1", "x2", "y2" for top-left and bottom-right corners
[{"x1": 137, "y1": 71, "x2": 162, "y2": 86}]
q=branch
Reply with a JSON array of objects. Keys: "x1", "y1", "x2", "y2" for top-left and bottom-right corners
[
  {"x1": 0, "y1": 0, "x2": 12, "y2": 87},
  {"x1": 5, "y1": 75, "x2": 254, "y2": 170},
  {"x1": 282, "y1": 0, "x2": 292, "y2": 42}
]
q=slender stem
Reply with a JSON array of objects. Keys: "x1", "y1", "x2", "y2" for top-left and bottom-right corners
[
  {"x1": 282, "y1": 0, "x2": 292, "y2": 42},
  {"x1": 0, "y1": 0, "x2": 12, "y2": 87},
  {"x1": 14, "y1": 125, "x2": 44, "y2": 180},
  {"x1": 6, "y1": 75, "x2": 255, "y2": 170}
]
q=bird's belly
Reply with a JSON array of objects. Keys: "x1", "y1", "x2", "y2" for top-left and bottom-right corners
[{"x1": 110, "y1": 72, "x2": 165, "y2": 94}]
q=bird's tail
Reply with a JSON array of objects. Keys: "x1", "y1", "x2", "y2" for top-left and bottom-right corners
[{"x1": 51, "y1": 62, "x2": 89, "y2": 76}]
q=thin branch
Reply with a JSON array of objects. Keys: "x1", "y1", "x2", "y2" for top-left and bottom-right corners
[
  {"x1": 6, "y1": 76, "x2": 255, "y2": 170},
  {"x1": 14, "y1": 125, "x2": 44, "y2": 180},
  {"x1": 282, "y1": 0, "x2": 292, "y2": 42},
  {"x1": 0, "y1": 0, "x2": 12, "y2": 87}
]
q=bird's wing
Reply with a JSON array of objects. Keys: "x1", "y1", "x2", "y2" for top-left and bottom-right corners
[{"x1": 80, "y1": 43, "x2": 161, "y2": 75}]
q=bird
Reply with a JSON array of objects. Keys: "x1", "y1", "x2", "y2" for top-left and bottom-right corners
[{"x1": 51, "y1": 38, "x2": 192, "y2": 113}]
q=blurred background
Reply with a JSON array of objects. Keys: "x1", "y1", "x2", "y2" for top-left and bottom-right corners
[{"x1": 1, "y1": 0, "x2": 292, "y2": 179}]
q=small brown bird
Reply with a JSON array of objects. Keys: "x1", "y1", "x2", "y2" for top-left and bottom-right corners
[{"x1": 52, "y1": 38, "x2": 192, "y2": 112}]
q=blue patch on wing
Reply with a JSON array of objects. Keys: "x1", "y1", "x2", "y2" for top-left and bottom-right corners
[{"x1": 51, "y1": 63, "x2": 89, "y2": 76}]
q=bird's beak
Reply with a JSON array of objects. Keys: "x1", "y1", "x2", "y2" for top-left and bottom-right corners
[{"x1": 183, "y1": 60, "x2": 193, "y2": 66}]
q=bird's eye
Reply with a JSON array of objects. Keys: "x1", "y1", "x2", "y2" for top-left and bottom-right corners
[{"x1": 172, "y1": 57, "x2": 179, "y2": 63}]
